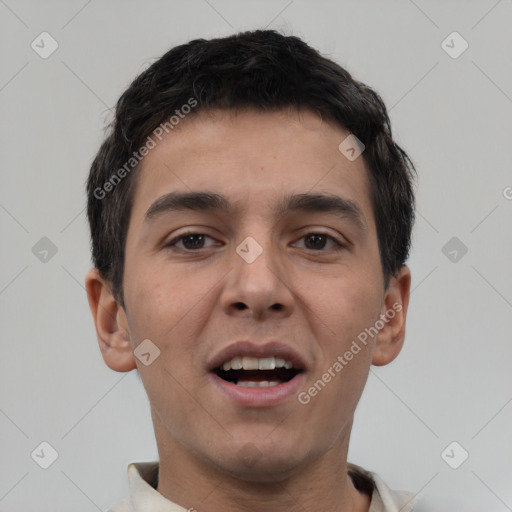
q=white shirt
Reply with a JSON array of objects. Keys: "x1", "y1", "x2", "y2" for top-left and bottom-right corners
[{"x1": 108, "y1": 461, "x2": 416, "y2": 512}]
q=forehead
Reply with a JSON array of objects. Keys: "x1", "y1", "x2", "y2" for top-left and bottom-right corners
[{"x1": 129, "y1": 108, "x2": 374, "y2": 229}]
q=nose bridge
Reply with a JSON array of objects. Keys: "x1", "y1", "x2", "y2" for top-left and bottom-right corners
[
  {"x1": 234, "y1": 229, "x2": 279, "y2": 285},
  {"x1": 222, "y1": 226, "x2": 293, "y2": 315}
]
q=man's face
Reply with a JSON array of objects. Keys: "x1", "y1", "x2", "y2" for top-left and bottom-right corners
[{"x1": 120, "y1": 108, "x2": 388, "y2": 480}]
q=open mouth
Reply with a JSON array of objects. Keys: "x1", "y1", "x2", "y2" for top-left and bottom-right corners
[{"x1": 214, "y1": 356, "x2": 304, "y2": 387}]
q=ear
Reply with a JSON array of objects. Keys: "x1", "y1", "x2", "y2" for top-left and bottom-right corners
[
  {"x1": 85, "y1": 268, "x2": 136, "y2": 372},
  {"x1": 372, "y1": 265, "x2": 411, "y2": 366}
]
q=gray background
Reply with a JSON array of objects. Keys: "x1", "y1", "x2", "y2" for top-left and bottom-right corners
[{"x1": 1, "y1": 0, "x2": 511, "y2": 510}]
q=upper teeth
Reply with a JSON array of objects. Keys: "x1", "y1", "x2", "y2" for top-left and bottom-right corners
[{"x1": 221, "y1": 356, "x2": 294, "y2": 371}]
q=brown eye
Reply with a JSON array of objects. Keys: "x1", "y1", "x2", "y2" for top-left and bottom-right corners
[
  {"x1": 305, "y1": 234, "x2": 327, "y2": 250},
  {"x1": 165, "y1": 233, "x2": 218, "y2": 251},
  {"x1": 180, "y1": 234, "x2": 207, "y2": 250},
  {"x1": 294, "y1": 233, "x2": 344, "y2": 251}
]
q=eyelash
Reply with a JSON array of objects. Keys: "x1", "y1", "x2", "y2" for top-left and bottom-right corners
[{"x1": 164, "y1": 231, "x2": 345, "y2": 252}]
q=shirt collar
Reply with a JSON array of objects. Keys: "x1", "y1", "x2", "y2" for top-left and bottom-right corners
[
  {"x1": 110, "y1": 461, "x2": 415, "y2": 512},
  {"x1": 127, "y1": 462, "x2": 186, "y2": 512},
  {"x1": 348, "y1": 463, "x2": 416, "y2": 512}
]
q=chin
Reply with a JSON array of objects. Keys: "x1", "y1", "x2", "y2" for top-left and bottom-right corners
[{"x1": 213, "y1": 443, "x2": 310, "y2": 483}]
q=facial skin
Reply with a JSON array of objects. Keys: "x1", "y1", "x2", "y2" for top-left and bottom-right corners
[{"x1": 86, "y1": 107, "x2": 410, "y2": 512}]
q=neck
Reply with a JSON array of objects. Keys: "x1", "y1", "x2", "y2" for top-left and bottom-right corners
[{"x1": 153, "y1": 412, "x2": 370, "y2": 512}]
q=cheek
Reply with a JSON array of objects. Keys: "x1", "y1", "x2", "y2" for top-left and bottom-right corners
[
  {"x1": 301, "y1": 270, "x2": 382, "y2": 347},
  {"x1": 124, "y1": 263, "x2": 214, "y2": 379},
  {"x1": 311, "y1": 274, "x2": 380, "y2": 413},
  {"x1": 124, "y1": 260, "x2": 192, "y2": 337}
]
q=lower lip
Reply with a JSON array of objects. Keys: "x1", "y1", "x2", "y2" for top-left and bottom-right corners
[{"x1": 209, "y1": 372, "x2": 306, "y2": 407}]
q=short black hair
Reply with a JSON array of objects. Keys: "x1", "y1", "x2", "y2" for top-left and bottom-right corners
[{"x1": 87, "y1": 29, "x2": 416, "y2": 308}]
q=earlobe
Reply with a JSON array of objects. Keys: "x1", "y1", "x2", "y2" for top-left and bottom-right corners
[
  {"x1": 85, "y1": 268, "x2": 137, "y2": 372},
  {"x1": 371, "y1": 266, "x2": 411, "y2": 367}
]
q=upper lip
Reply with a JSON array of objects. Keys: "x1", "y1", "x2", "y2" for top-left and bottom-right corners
[{"x1": 207, "y1": 341, "x2": 308, "y2": 372}]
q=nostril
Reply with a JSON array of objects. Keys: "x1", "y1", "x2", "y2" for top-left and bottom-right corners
[{"x1": 234, "y1": 302, "x2": 247, "y2": 310}]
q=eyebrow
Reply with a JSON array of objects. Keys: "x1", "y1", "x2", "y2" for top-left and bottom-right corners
[{"x1": 144, "y1": 191, "x2": 367, "y2": 230}]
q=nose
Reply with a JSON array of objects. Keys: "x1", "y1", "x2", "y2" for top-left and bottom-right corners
[{"x1": 220, "y1": 234, "x2": 295, "y2": 321}]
